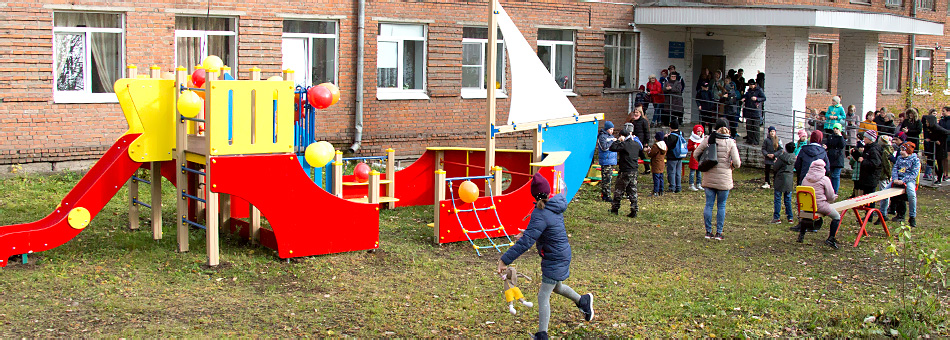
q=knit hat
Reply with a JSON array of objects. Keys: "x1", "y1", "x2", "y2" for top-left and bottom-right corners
[
  {"x1": 810, "y1": 130, "x2": 823, "y2": 144},
  {"x1": 530, "y1": 172, "x2": 550, "y2": 201},
  {"x1": 768, "y1": 126, "x2": 776, "y2": 133},
  {"x1": 715, "y1": 119, "x2": 728, "y2": 130},
  {"x1": 670, "y1": 120, "x2": 680, "y2": 130},
  {"x1": 902, "y1": 142, "x2": 916, "y2": 154},
  {"x1": 604, "y1": 121, "x2": 614, "y2": 130},
  {"x1": 864, "y1": 129, "x2": 877, "y2": 141},
  {"x1": 785, "y1": 142, "x2": 796, "y2": 154},
  {"x1": 897, "y1": 131, "x2": 907, "y2": 142},
  {"x1": 797, "y1": 129, "x2": 808, "y2": 140},
  {"x1": 693, "y1": 124, "x2": 704, "y2": 135},
  {"x1": 655, "y1": 131, "x2": 665, "y2": 143},
  {"x1": 833, "y1": 123, "x2": 842, "y2": 131}
]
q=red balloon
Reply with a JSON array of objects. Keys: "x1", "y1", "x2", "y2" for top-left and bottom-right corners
[
  {"x1": 191, "y1": 69, "x2": 206, "y2": 88},
  {"x1": 307, "y1": 85, "x2": 333, "y2": 109},
  {"x1": 354, "y1": 163, "x2": 371, "y2": 183}
]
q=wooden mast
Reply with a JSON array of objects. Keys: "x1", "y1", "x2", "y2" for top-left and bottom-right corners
[{"x1": 485, "y1": 0, "x2": 498, "y2": 178}]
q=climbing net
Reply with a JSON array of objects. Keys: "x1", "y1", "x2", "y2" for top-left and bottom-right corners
[{"x1": 445, "y1": 175, "x2": 515, "y2": 256}]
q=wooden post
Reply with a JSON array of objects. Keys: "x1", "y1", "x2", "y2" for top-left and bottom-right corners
[
  {"x1": 250, "y1": 67, "x2": 261, "y2": 81},
  {"x1": 386, "y1": 148, "x2": 396, "y2": 208},
  {"x1": 250, "y1": 204, "x2": 261, "y2": 245},
  {"x1": 332, "y1": 151, "x2": 343, "y2": 197},
  {"x1": 219, "y1": 193, "x2": 231, "y2": 232},
  {"x1": 149, "y1": 65, "x2": 160, "y2": 79},
  {"x1": 205, "y1": 68, "x2": 220, "y2": 266},
  {"x1": 175, "y1": 66, "x2": 190, "y2": 253},
  {"x1": 150, "y1": 161, "x2": 162, "y2": 240},
  {"x1": 283, "y1": 69, "x2": 294, "y2": 83},
  {"x1": 221, "y1": 66, "x2": 231, "y2": 79},
  {"x1": 127, "y1": 64, "x2": 137, "y2": 78},
  {"x1": 484, "y1": 0, "x2": 499, "y2": 177},
  {"x1": 533, "y1": 128, "x2": 543, "y2": 174},
  {"x1": 433, "y1": 169, "x2": 446, "y2": 243},
  {"x1": 493, "y1": 166, "x2": 503, "y2": 196},
  {"x1": 368, "y1": 171, "x2": 381, "y2": 204},
  {"x1": 128, "y1": 174, "x2": 139, "y2": 230}
]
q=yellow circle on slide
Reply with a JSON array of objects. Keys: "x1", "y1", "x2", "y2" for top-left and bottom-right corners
[{"x1": 67, "y1": 207, "x2": 91, "y2": 230}]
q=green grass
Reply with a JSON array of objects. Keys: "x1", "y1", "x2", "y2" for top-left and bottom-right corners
[{"x1": 0, "y1": 168, "x2": 948, "y2": 337}]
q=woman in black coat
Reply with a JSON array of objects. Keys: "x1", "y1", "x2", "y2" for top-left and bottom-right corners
[
  {"x1": 854, "y1": 131, "x2": 882, "y2": 196},
  {"x1": 923, "y1": 113, "x2": 950, "y2": 183},
  {"x1": 824, "y1": 124, "x2": 846, "y2": 194},
  {"x1": 900, "y1": 109, "x2": 923, "y2": 147}
]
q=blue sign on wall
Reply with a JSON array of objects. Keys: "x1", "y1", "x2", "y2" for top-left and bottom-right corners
[{"x1": 668, "y1": 41, "x2": 685, "y2": 59}]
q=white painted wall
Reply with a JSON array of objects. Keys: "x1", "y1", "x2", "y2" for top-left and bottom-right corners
[
  {"x1": 837, "y1": 31, "x2": 879, "y2": 117},
  {"x1": 765, "y1": 27, "x2": 810, "y2": 142}
]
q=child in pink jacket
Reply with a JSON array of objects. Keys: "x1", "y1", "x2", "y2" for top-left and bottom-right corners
[{"x1": 799, "y1": 159, "x2": 841, "y2": 248}]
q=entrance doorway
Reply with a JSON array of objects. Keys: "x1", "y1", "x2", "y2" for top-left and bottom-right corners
[{"x1": 691, "y1": 39, "x2": 726, "y2": 123}]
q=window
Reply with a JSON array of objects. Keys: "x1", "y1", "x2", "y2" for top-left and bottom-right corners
[
  {"x1": 537, "y1": 29, "x2": 575, "y2": 91},
  {"x1": 282, "y1": 20, "x2": 338, "y2": 88},
  {"x1": 53, "y1": 12, "x2": 124, "y2": 103},
  {"x1": 461, "y1": 27, "x2": 505, "y2": 98},
  {"x1": 886, "y1": 0, "x2": 902, "y2": 6},
  {"x1": 175, "y1": 16, "x2": 236, "y2": 74},
  {"x1": 850, "y1": 0, "x2": 870, "y2": 4},
  {"x1": 603, "y1": 33, "x2": 637, "y2": 89},
  {"x1": 917, "y1": 0, "x2": 935, "y2": 10},
  {"x1": 376, "y1": 23, "x2": 426, "y2": 100},
  {"x1": 882, "y1": 48, "x2": 901, "y2": 92},
  {"x1": 914, "y1": 49, "x2": 933, "y2": 88},
  {"x1": 807, "y1": 43, "x2": 830, "y2": 91},
  {"x1": 946, "y1": 52, "x2": 950, "y2": 87}
]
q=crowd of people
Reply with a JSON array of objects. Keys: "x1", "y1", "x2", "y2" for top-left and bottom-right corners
[{"x1": 596, "y1": 102, "x2": 947, "y2": 246}]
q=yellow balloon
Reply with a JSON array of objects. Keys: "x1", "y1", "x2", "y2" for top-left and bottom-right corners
[
  {"x1": 318, "y1": 83, "x2": 341, "y2": 105},
  {"x1": 459, "y1": 180, "x2": 479, "y2": 203},
  {"x1": 202, "y1": 55, "x2": 224, "y2": 71},
  {"x1": 267, "y1": 76, "x2": 284, "y2": 81},
  {"x1": 305, "y1": 141, "x2": 335, "y2": 168},
  {"x1": 177, "y1": 90, "x2": 202, "y2": 118}
]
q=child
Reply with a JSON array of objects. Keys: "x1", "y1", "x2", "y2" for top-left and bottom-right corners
[
  {"x1": 849, "y1": 132, "x2": 866, "y2": 198},
  {"x1": 596, "y1": 121, "x2": 617, "y2": 202},
  {"x1": 799, "y1": 159, "x2": 842, "y2": 249},
  {"x1": 664, "y1": 121, "x2": 685, "y2": 193},
  {"x1": 648, "y1": 131, "x2": 668, "y2": 196},
  {"x1": 608, "y1": 127, "x2": 647, "y2": 217},
  {"x1": 881, "y1": 142, "x2": 920, "y2": 227},
  {"x1": 687, "y1": 125, "x2": 704, "y2": 191},
  {"x1": 761, "y1": 126, "x2": 782, "y2": 189},
  {"x1": 498, "y1": 173, "x2": 594, "y2": 340},
  {"x1": 771, "y1": 142, "x2": 796, "y2": 224},
  {"x1": 793, "y1": 129, "x2": 808, "y2": 155}
]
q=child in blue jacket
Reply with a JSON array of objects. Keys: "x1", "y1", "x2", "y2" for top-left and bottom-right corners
[{"x1": 498, "y1": 173, "x2": 593, "y2": 340}]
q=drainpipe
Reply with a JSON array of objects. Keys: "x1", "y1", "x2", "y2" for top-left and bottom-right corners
[
  {"x1": 907, "y1": 0, "x2": 917, "y2": 109},
  {"x1": 348, "y1": 0, "x2": 365, "y2": 153}
]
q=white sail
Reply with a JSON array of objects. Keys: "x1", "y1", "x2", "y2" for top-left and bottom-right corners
[{"x1": 495, "y1": 1, "x2": 578, "y2": 125}]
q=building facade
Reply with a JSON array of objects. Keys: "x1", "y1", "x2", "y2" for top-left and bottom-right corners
[{"x1": 0, "y1": 0, "x2": 947, "y2": 169}]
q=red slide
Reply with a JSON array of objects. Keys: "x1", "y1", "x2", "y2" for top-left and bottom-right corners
[
  {"x1": 208, "y1": 154, "x2": 379, "y2": 258},
  {"x1": 0, "y1": 134, "x2": 143, "y2": 267}
]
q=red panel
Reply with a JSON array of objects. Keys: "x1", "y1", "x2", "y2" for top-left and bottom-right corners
[
  {"x1": 436, "y1": 166, "x2": 557, "y2": 245},
  {"x1": 160, "y1": 161, "x2": 177, "y2": 186},
  {"x1": 0, "y1": 134, "x2": 144, "y2": 267},
  {"x1": 209, "y1": 154, "x2": 379, "y2": 258},
  {"x1": 230, "y1": 196, "x2": 250, "y2": 219}
]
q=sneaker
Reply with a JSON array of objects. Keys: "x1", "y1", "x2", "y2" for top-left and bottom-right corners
[
  {"x1": 697, "y1": 185, "x2": 704, "y2": 190},
  {"x1": 761, "y1": 183, "x2": 770, "y2": 189},
  {"x1": 576, "y1": 293, "x2": 594, "y2": 321},
  {"x1": 788, "y1": 218, "x2": 795, "y2": 224},
  {"x1": 690, "y1": 184, "x2": 698, "y2": 191},
  {"x1": 652, "y1": 192, "x2": 659, "y2": 197},
  {"x1": 534, "y1": 331, "x2": 549, "y2": 340},
  {"x1": 714, "y1": 233, "x2": 724, "y2": 241},
  {"x1": 705, "y1": 231, "x2": 713, "y2": 239},
  {"x1": 609, "y1": 209, "x2": 618, "y2": 215},
  {"x1": 626, "y1": 211, "x2": 637, "y2": 218},
  {"x1": 909, "y1": 217, "x2": 916, "y2": 227},
  {"x1": 825, "y1": 238, "x2": 839, "y2": 249},
  {"x1": 891, "y1": 215, "x2": 905, "y2": 222}
]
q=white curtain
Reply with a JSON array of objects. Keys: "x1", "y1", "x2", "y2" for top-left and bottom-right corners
[{"x1": 55, "y1": 13, "x2": 120, "y2": 92}]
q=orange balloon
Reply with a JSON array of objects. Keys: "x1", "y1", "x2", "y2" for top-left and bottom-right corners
[
  {"x1": 459, "y1": 181, "x2": 479, "y2": 203},
  {"x1": 318, "y1": 82, "x2": 341, "y2": 105}
]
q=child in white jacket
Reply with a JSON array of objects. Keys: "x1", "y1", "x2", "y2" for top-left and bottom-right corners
[{"x1": 800, "y1": 159, "x2": 841, "y2": 249}]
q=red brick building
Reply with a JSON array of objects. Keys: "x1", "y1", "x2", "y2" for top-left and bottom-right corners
[{"x1": 1, "y1": 0, "x2": 947, "y2": 170}]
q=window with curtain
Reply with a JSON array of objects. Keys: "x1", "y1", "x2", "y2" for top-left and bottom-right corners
[
  {"x1": 603, "y1": 32, "x2": 637, "y2": 89},
  {"x1": 461, "y1": 27, "x2": 505, "y2": 98},
  {"x1": 53, "y1": 12, "x2": 123, "y2": 103},
  {"x1": 914, "y1": 49, "x2": 933, "y2": 88},
  {"x1": 537, "y1": 29, "x2": 575, "y2": 91},
  {"x1": 885, "y1": 0, "x2": 902, "y2": 6},
  {"x1": 917, "y1": 0, "x2": 935, "y2": 10},
  {"x1": 807, "y1": 43, "x2": 830, "y2": 91},
  {"x1": 882, "y1": 48, "x2": 901, "y2": 92},
  {"x1": 281, "y1": 20, "x2": 338, "y2": 88},
  {"x1": 377, "y1": 23, "x2": 427, "y2": 100},
  {"x1": 175, "y1": 16, "x2": 236, "y2": 74}
]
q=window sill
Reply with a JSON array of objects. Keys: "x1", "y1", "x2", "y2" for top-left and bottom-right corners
[
  {"x1": 53, "y1": 92, "x2": 119, "y2": 104},
  {"x1": 808, "y1": 89, "x2": 831, "y2": 95},
  {"x1": 881, "y1": 90, "x2": 901, "y2": 95},
  {"x1": 460, "y1": 89, "x2": 508, "y2": 99},
  {"x1": 376, "y1": 90, "x2": 430, "y2": 101},
  {"x1": 602, "y1": 88, "x2": 636, "y2": 94},
  {"x1": 564, "y1": 91, "x2": 579, "y2": 97}
]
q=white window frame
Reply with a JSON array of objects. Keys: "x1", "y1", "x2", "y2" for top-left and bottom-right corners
[
  {"x1": 885, "y1": 0, "x2": 902, "y2": 7},
  {"x1": 376, "y1": 23, "x2": 429, "y2": 100},
  {"x1": 281, "y1": 20, "x2": 339, "y2": 88},
  {"x1": 174, "y1": 16, "x2": 238, "y2": 75},
  {"x1": 914, "y1": 48, "x2": 933, "y2": 90},
  {"x1": 461, "y1": 28, "x2": 506, "y2": 99},
  {"x1": 882, "y1": 47, "x2": 901, "y2": 93},
  {"x1": 537, "y1": 30, "x2": 577, "y2": 95},
  {"x1": 603, "y1": 32, "x2": 638, "y2": 90},
  {"x1": 52, "y1": 12, "x2": 124, "y2": 104},
  {"x1": 807, "y1": 43, "x2": 830, "y2": 91}
]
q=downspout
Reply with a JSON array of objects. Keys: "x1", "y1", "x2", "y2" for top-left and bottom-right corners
[
  {"x1": 349, "y1": 0, "x2": 365, "y2": 153},
  {"x1": 907, "y1": 0, "x2": 917, "y2": 109}
]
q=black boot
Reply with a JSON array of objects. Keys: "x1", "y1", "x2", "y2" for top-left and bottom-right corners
[
  {"x1": 534, "y1": 331, "x2": 549, "y2": 340},
  {"x1": 626, "y1": 210, "x2": 637, "y2": 218},
  {"x1": 825, "y1": 238, "x2": 839, "y2": 249},
  {"x1": 909, "y1": 217, "x2": 917, "y2": 227},
  {"x1": 796, "y1": 233, "x2": 805, "y2": 243},
  {"x1": 609, "y1": 209, "x2": 618, "y2": 215},
  {"x1": 826, "y1": 219, "x2": 840, "y2": 249}
]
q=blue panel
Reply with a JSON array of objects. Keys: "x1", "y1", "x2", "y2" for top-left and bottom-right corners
[{"x1": 541, "y1": 121, "x2": 598, "y2": 202}]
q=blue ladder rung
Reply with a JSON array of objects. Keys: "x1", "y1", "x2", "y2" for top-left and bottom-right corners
[
  {"x1": 181, "y1": 167, "x2": 207, "y2": 176},
  {"x1": 132, "y1": 198, "x2": 152, "y2": 209},
  {"x1": 131, "y1": 176, "x2": 151, "y2": 184},
  {"x1": 181, "y1": 217, "x2": 206, "y2": 230},
  {"x1": 181, "y1": 192, "x2": 207, "y2": 203}
]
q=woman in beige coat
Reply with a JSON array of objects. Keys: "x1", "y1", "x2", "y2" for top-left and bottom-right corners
[{"x1": 693, "y1": 119, "x2": 742, "y2": 240}]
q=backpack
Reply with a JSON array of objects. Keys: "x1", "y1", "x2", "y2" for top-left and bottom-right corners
[{"x1": 671, "y1": 132, "x2": 688, "y2": 159}]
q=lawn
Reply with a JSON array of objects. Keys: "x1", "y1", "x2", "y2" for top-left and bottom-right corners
[{"x1": 0, "y1": 167, "x2": 948, "y2": 337}]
